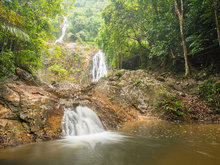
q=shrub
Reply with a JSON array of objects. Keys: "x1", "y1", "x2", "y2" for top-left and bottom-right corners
[
  {"x1": 17, "y1": 50, "x2": 42, "y2": 71},
  {"x1": 48, "y1": 64, "x2": 68, "y2": 78},
  {"x1": 0, "y1": 51, "x2": 15, "y2": 78},
  {"x1": 134, "y1": 79, "x2": 141, "y2": 86},
  {"x1": 156, "y1": 92, "x2": 188, "y2": 121},
  {"x1": 199, "y1": 80, "x2": 220, "y2": 110},
  {"x1": 53, "y1": 45, "x2": 65, "y2": 58},
  {"x1": 115, "y1": 70, "x2": 122, "y2": 77}
]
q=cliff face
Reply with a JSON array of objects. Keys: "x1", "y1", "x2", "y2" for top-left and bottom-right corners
[
  {"x1": 37, "y1": 43, "x2": 97, "y2": 85},
  {"x1": 0, "y1": 69, "x2": 64, "y2": 148}
]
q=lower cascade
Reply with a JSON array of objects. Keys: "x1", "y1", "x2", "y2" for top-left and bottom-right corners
[{"x1": 62, "y1": 105, "x2": 104, "y2": 136}]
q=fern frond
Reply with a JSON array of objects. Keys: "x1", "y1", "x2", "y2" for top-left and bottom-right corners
[{"x1": 0, "y1": 23, "x2": 30, "y2": 41}]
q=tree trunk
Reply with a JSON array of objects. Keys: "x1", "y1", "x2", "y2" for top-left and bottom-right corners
[
  {"x1": 10, "y1": 37, "x2": 14, "y2": 50},
  {"x1": 119, "y1": 53, "x2": 122, "y2": 69},
  {"x1": 1, "y1": 36, "x2": 5, "y2": 52},
  {"x1": 175, "y1": 0, "x2": 190, "y2": 76},
  {"x1": 214, "y1": 0, "x2": 220, "y2": 46}
]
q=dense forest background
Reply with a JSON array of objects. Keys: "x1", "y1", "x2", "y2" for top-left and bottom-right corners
[
  {"x1": 0, "y1": 0, "x2": 219, "y2": 79},
  {"x1": 66, "y1": 0, "x2": 109, "y2": 44},
  {"x1": 97, "y1": 0, "x2": 220, "y2": 75},
  {"x1": 0, "y1": 0, "x2": 75, "y2": 78}
]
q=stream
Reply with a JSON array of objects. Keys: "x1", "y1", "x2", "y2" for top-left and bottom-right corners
[{"x1": 0, "y1": 120, "x2": 219, "y2": 165}]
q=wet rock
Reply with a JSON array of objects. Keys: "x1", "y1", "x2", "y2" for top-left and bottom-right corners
[
  {"x1": 0, "y1": 85, "x2": 20, "y2": 107},
  {"x1": 16, "y1": 68, "x2": 41, "y2": 86},
  {"x1": 156, "y1": 77, "x2": 165, "y2": 82},
  {"x1": 173, "y1": 84, "x2": 183, "y2": 91},
  {"x1": 0, "y1": 104, "x2": 16, "y2": 119},
  {"x1": 90, "y1": 70, "x2": 170, "y2": 115},
  {"x1": 0, "y1": 119, "x2": 33, "y2": 147},
  {"x1": 0, "y1": 70, "x2": 64, "y2": 147}
]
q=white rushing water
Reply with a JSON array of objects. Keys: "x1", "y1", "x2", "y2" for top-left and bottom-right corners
[
  {"x1": 55, "y1": 16, "x2": 68, "y2": 44},
  {"x1": 92, "y1": 50, "x2": 108, "y2": 82},
  {"x1": 61, "y1": 105, "x2": 125, "y2": 147},
  {"x1": 62, "y1": 105, "x2": 104, "y2": 136}
]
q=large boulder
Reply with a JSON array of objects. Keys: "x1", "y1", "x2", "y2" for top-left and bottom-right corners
[{"x1": 92, "y1": 70, "x2": 170, "y2": 114}]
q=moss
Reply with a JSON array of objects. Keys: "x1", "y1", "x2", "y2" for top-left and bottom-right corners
[
  {"x1": 118, "y1": 82, "x2": 124, "y2": 86},
  {"x1": 109, "y1": 96, "x2": 113, "y2": 100}
]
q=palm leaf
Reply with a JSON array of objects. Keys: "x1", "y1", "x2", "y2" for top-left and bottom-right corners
[
  {"x1": 0, "y1": 23, "x2": 30, "y2": 41},
  {"x1": 0, "y1": 5, "x2": 29, "y2": 41}
]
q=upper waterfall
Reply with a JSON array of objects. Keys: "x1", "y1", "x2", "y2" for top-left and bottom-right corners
[
  {"x1": 62, "y1": 105, "x2": 104, "y2": 136},
  {"x1": 55, "y1": 16, "x2": 68, "y2": 44},
  {"x1": 92, "y1": 50, "x2": 108, "y2": 82}
]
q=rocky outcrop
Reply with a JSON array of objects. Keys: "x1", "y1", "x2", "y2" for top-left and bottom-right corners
[
  {"x1": 37, "y1": 43, "x2": 97, "y2": 84},
  {"x1": 91, "y1": 70, "x2": 171, "y2": 114},
  {"x1": 0, "y1": 69, "x2": 64, "y2": 148},
  {"x1": 1, "y1": 68, "x2": 219, "y2": 148},
  {"x1": 80, "y1": 69, "x2": 219, "y2": 123},
  {"x1": 0, "y1": 69, "x2": 141, "y2": 148}
]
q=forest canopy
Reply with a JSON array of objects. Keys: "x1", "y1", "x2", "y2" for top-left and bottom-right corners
[
  {"x1": 0, "y1": 0, "x2": 74, "y2": 78},
  {"x1": 0, "y1": 0, "x2": 219, "y2": 79},
  {"x1": 97, "y1": 0, "x2": 220, "y2": 74},
  {"x1": 67, "y1": 0, "x2": 109, "y2": 44}
]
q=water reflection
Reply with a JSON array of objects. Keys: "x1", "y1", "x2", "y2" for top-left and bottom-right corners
[{"x1": 0, "y1": 120, "x2": 220, "y2": 165}]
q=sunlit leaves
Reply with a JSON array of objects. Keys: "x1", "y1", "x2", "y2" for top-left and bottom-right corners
[
  {"x1": 98, "y1": 0, "x2": 219, "y2": 70},
  {"x1": 0, "y1": 0, "x2": 75, "y2": 79}
]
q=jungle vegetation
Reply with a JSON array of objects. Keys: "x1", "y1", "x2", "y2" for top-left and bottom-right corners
[
  {"x1": 97, "y1": 0, "x2": 220, "y2": 75},
  {"x1": 0, "y1": 0, "x2": 74, "y2": 78},
  {"x1": 0, "y1": 0, "x2": 219, "y2": 79}
]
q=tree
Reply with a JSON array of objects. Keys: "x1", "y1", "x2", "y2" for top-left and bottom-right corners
[
  {"x1": 214, "y1": 0, "x2": 220, "y2": 45},
  {"x1": 175, "y1": 0, "x2": 190, "y2": 76},
  {"x1": 0, "y1": 0, "x2": 74, "y2": 78}
]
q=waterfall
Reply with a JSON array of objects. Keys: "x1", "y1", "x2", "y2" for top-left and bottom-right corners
[
  {"x1": 92, "y1": 50, "x2": 108, "y2": 82},
  {"x1": 55, "y1": 16, "x2": 68, "y2": 44},
  {"x1": 62, "y1": 105, "x2": 104, "y2": 136},
  {"x1": 61, "y1": 105, "x2": 126, "y2": 147}
]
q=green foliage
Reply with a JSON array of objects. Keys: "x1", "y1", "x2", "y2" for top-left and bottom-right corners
[
  {"x1": 115, "y1": 70, "x2": 122, "y2": 77},
  {"x1": 107, "y1": 72, "x2": 112, "y2": 77},
  {"x1": 74, "y1": 53, "x2": 79, "y2": 61},
  {"x1": 53, "y1": 45, "x2": 65, "y2": 58},
  {"x1": 68, "y1": 0, "x2": 109, "y2": 43},
  {"x1": 156, "y1": 92, "x2": 188, "y2": 121},
  {"x1": 118, "y1": 82, "x2": 124, "y2": 86},
  {"x1": 98, "y1": 0, "x2": 220, "y2": 70},
  {"x1": 0, "y1": 0, "x2": 75, "y2": 79},
  {"x1": 17, "y1": 50, "x2": 42, "y2": 71},
  {"x1": 0, "y1": 51, "x2": 15, "y2": 78},
  {"x1": 108, "y1": 96, "x2": 113, "y2": 100},
  {"x1": 199, "y1": 80, "x2": 220, "y2": 109},
  {"x1": 49, "y1": 64, "x2": 68, "y2": 78},
  {"x1": 134, "y1": 79, "x2": 141, "y2": 86}
]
